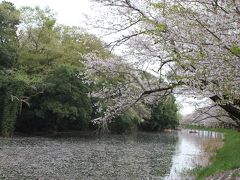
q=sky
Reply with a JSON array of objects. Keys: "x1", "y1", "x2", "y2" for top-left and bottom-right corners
[
  {"x1": 8, "y1": 0, "x2": 93, "y2": 26},
  {"x1": 5, "y1": 0, "x2": 205, "y2": 116}
]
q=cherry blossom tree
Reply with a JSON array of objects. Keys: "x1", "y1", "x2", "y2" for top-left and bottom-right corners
[
  {"x1": 84, "y1": 53, "x2": 179, "y2": 132},
  {"x1": 88, "y1": 0, "x2": 240, "y2": 128}
]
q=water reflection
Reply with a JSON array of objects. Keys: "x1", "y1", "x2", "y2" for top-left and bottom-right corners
[
  {"x1": 193, "y1": 130, "x2": 223, "y2": 139},
  {"x1": 164, "y1": 129, "x2": 223, "y2": 180}
]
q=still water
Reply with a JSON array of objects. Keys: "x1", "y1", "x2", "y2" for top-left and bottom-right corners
[
  {"x1": 0, "y1": 130, "x2": 223, "y2": 179},
  {"x1": 164, "y1": 129, "x2": 223, "y2": 180}
]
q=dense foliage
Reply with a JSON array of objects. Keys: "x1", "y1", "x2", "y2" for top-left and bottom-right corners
[
  {"x1": 109, "y1": 108, "x2": 141, "y2": 134},
  {"x1": 15, "y1": 66, "x2": 92, "y2": 133},
  {"x1": 0, "y1": 74, "x2": 25, "y2": 136},
  {"x1": 139, "y1": 95, "x2": 179, "y2": 131},
  {"x1": 0, "y1": 1, "x2": 19, "y2": 69},
  {"x1": 0, "y1": 1, "x2": 22, "y2": 136}
]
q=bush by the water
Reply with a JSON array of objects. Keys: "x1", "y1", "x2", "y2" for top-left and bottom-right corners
[
  {"x1": 139, "y1": 95, "x2": 179, "y2": 131},
  {"x1": 109, "y1": 108, "x2": 141, "y2": 134}
]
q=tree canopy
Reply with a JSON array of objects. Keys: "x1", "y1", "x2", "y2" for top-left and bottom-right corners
[
  {"x1": 90, "y1": 0, "x2": 240, "y2": 129},
  {"x1": 0, "y1": 1, "x2": 20, "y2": 69}
]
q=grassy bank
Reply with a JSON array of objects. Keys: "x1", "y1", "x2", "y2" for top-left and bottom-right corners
[{"x1": 186, "y1": 126, "x2": 240, "y2": 179}]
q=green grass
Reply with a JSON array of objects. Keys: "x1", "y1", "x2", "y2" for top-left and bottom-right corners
[{"x1": 186, "y1": 126, "x2": 240, "y2": 179}]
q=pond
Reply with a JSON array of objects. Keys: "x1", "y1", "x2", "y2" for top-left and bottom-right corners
[{"x1": 0, "y1": 129, "x2": 223, "y2": 179}]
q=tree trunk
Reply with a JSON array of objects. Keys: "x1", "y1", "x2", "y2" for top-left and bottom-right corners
[{"x1": 210, "y1": 95, "x2": 240, "y2": 129}]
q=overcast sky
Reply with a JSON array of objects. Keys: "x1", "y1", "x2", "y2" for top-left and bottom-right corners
[
  {"x1": 5, "y1": 0, "x2": 204, "y2": 116},
  {"x1": 8, "y1": 0, "x2": 93, "y2": 26}
]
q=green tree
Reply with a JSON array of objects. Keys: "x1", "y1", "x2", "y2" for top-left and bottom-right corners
[
  {"x1": 140, "y1": 95, "x2": 179, "y2": 131},
  {"x1": 59, "y1": 25, "x2": 111, "y2": 66},
  {"x1": 0, "y1": 73, "x2": 26, "y2": 137},
  {"x1": 0, "y1": 1, "x2": 22, "y2": 137},
  {"x1": 109, "y1": 108, "x2": 141, "y2": 134},
  {"x1": 18, "y1": 6, "x2": 61, "y2": 75},
  {"x1": 18, "y1": 7, "x2": 110, "y2": 74},
  {"x1": 16, "y1": 66, "x2": 92, "y2": 133},
  {"x1": 0, "y1": 4, "x2": 115, "y2": 135},
  {"x1": 0, "y1": 1, "x2": 20, "y2": 69}
]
